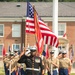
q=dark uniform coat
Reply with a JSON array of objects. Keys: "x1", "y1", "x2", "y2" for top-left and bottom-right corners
[{"x1": 18, "y1": 54, "x2": 44, "y2": 75}]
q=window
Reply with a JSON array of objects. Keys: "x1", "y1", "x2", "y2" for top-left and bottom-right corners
[
  {"x1": 58, "y1": 23, "x2": 66, "y2": 36},
  {"x1": 0, "y1": 24, "x2": 4, "y2": 37},
  {"x1": 12, "y1": 44, "x2": 20, "y2": 52},
  {"x1": 12, "y1": 24, "x2": 21, "y2": 37},
  {"x1": 0, "y1": 44, "x2": 3, "y2": 56}
]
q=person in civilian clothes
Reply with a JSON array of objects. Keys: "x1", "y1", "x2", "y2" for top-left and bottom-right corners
[
  {"x1": 59, "y1": 50, "x2": 72, "y2": 75},
  {"x1": 46, "y1": 50, "x2": 59, "y2": 75},
  {"x1": 18, "y1": 46, "x2": 44, "y2": 75}
]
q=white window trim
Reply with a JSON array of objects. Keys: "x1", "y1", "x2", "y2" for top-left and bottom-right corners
[
  {"x1": 12, "y1": 24, "x2": 21, "y2": 37},
  {"x1": 58, "y1": 23, "x2": 66, "y2": 38},
  {"x1": 0, "y1": 24, "x2": 4, "y2": 37},
  {"x1": 12, "y1": 44, "x2": 21, "y2": 52}
]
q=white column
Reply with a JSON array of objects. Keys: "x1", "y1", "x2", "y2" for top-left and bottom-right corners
[{"x1": 52, "y1": 0, "x2": 58, "y2": 57}]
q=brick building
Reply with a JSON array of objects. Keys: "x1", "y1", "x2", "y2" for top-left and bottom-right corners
[{"x1": 0, "y1": 2, "x2": 75, "y2": 62}]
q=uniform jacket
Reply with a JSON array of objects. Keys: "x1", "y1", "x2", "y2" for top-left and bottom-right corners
[{"x1": 18, "y1": 54, "x2": 44, "y2": 75}]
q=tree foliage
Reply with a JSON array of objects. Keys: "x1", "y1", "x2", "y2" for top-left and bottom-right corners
[
  {"x1": 0, "y1": 0, "x2": 75, "y2": 2},
  {"x1": 59, "y1": 0, "x2": 75, "y2": 2}
]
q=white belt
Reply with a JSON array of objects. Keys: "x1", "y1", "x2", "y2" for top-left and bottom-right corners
[
  {"x1": 26, "y1": 68, "x2": 40, "y2": 71},
  {"x1": 53, "y1": 68, "x2": 58, "y2": 70}
]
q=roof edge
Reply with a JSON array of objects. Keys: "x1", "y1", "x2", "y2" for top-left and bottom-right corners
[{"x1": 0, "y1": 17, "x2": 75, "y2": 22}]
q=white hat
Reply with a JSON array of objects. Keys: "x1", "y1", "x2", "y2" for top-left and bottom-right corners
[
  {"x1": 62, "y1": 50, "x2": 67, "y2": 54},
  {"x1": 59, "y1": 50, "x2": 62, "y2": 54},
  {"x1": 10, "y1": 52, "x2": 14, "y2": 56},
  {"x1": 50, "y1": 50, "x2": 55, "y2": 54},
  {"x1": 29, "y1": 46, "x2": 37, "y2": 51},
  {"x1": 14, "y1": 49, "x2": 18, "y2": 52},
  {"x1": 6, "y1": 53, "x2": 9, "y2": 56}
]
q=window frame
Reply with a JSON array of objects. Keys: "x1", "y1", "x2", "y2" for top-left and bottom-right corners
[
  {"x1": 12, "y1": 44, "x2": 21, "y2": 52},
  {"x1": 0, "y1": 24, "x2": 4, "y2": 37},
  {"x1": 58, "y1": 23, "x2": 66, "y2": 37},
  {"x1": 12, "y1": 24, "x2": 21, "y2": 37}
]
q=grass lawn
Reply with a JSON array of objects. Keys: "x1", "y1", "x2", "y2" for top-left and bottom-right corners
[
  {"x1": 0, "y1": 73, "x2": 74, "y2": 75},
  {"x1": 0, "y1": 68, "x2": 5, "y2": 75},
  {"x1": 0, "y1": 68, "x2": 75, "y2": 75},
  {"x1": 71, "y1": 73, "x2": 75, "y2": 75},
  {"x1": 0, "y1": 72, "x2": 75, "y2": 75}
]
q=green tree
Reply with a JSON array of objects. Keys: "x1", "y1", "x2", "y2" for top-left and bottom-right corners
[
  {"x1": 59, "y1": 0, "x2": 75, "y2": 2},
  {"x1": 63, "y1": 0, "x2": 71, "y2": 1},
  {"x1": 0, "y1": 0, "x2": 75, "y2": 2}
]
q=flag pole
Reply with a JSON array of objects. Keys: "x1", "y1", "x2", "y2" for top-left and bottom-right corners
[
  {"x1": 51, "y1": 0, "x2": 58, "y2": 75},
  {"x1": 52, "y1": 0, "x2": 58, "y2": 57}
]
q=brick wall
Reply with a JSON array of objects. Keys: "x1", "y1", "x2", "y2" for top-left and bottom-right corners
[
  {"x1": 0, "y1": 21, "x2": 75, "y2": 61},
  {"x1": 0, "y1": 22, "x2": 22, "y2": 52}
]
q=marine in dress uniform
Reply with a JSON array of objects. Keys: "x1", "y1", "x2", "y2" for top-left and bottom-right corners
[
  {"x1": 39, "y1": 54, "x2": 46, "y2": 75},
  {"x1": 57, "y1": 51, "x2": 62, "y2": 59},
  {"x1": 59, "y1": 50, "x2": 72, "y2": 75},
  {"x1": 9, "y1": 52, "x2": 16, "y2": 75},
  {"x1": 13, "y1": 49, "x2": 21, "y2": 75},
  {"x1": 46, "y1": 50, "x2": 59, "y2": 75},
  {"x1": 10, "y1": 49, "x2": 26, "y2": 75},
  {"x1": 3, "y1": 53, "x2": 10, "y2": 75},
  {"x1": 4, "y1": 52, "x2": 15, "y2": 75},
  {"x1": 20, "y1": 63, "x2": 26, "y2": 75},
  {"x1": 18, "y1": 46, "x2": 44, "y2": 75}
]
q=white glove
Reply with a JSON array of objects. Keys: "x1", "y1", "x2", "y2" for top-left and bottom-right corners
[{"x1": 25, "y1": 50, "x2": 31, "y2": 56}]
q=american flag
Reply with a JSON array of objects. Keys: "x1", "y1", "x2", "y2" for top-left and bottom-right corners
[{"x1": 26, "y1": 2, "x2": 59, "y2": 48}]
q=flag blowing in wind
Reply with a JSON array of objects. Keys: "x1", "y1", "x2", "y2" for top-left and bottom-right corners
[
  {"x1": 26, "y1": 2, "x2": 59, "y2": 48},
  {"x1": 33, "y1": 7, "x2": 44, "y2": 54}
]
